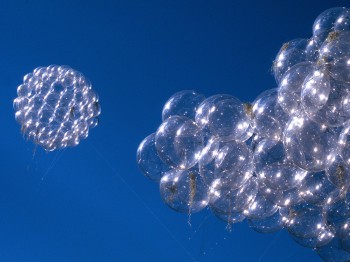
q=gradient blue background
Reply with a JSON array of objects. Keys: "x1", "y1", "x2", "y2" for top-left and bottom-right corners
[{"x1": 0, "y1": 0, "x2": 349, "y2": 261}]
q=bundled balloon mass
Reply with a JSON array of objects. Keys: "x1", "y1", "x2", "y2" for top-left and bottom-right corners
[
  {"x1": 14, "y1": 65, "x2": 101, "y2": 151},
  {"x1": 137, "y1": 7, "x2": 350, "y2": 261}
]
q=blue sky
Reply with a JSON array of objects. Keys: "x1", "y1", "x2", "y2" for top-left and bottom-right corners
[{"x1": 0, "y1": 0, "x2": 349, "y2": 261}]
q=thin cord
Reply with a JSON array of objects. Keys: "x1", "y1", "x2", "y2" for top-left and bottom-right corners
[
  {"x1": 87, "y1": 141, "x2": 196, "y2": 262},
  {"x1": 40, "y1": 148, "x2": 66, "y2": 182},
  {"x1": 258, "y1": 230, "x2": 282, "y2": 262},
  {"x1": 189, "y1": 212, "x2": 212, "y2": 240}
]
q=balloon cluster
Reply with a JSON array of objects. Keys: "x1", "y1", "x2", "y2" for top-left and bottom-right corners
[
  {"x1": 14, "y1": 65, "x2": 101, "y2": 151},
  {"x1": 137, "y1": 7, "x2": 350, "y2": 261}
]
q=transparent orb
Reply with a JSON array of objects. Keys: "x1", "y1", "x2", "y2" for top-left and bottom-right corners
[
  {"x1": 155, "y1": 116, "x2": 203, "y2": 170},
  {"x1": 206, "y1": 96, "x2": 251, "y2": 142},
  {"x1": 162, "y1": 90, "x2": 205, "y2": 121},
  {"x1": 313, "y1": 7, "x2": 346, "y2": 36},
  {"x1": 278, "y1": 62, "x2": 316, "y2": 116},
  {"x1": 137, "y1": 133, "x2": 170, "y2": 182},
  {"x1": 283, "y1": 115, "x2": 338, "y2": 171},
  {"x1": 301, "y1": 67, "x2": 350, "y2": 127},
  {"x1": 287, "y1": 205, "x2": 327, "y2": 238},
  {"x1": 160, "y1": 168, "x2": 209, "y2": 214},
  {"x1": 248, "y1": 207, "x2": 288, "y2": 233},
  {"x1": 252, "y1": 89, "x2": 289, "y2": 140},
  {"x1": 214, "y1": 141, "x2": 254, "y2": 189},
  {"x1": 14, "y1": 65, "x2": 100, "y2": 151},
  {"x1": 273, "y1": 39, "x2": 308, "y2": 84}
]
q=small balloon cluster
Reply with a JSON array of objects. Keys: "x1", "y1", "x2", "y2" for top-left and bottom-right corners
[
  {"x1": 137, "y1": 7, "x2": 350, "y2": 261},
  {"x1": 14, "y1": 65, "x2": 101, "y2": 151}
]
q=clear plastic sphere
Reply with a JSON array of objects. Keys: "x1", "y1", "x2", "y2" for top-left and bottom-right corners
[
  {"x1": 319, "y1": 31, "x2": 350, "y2": 83},
  {"x1": 160, "y1": 168, "x2": 209, "y2": 214},
  {"x1": 334, "y1": 9, "x2": 350, "y2": 32},
  {"x1": 338, "y1": 123, "x2": 350, "y2": 166},
  {"x1": 287, "y1": 205, "x2": 327, "y2": 238},
  {"x1": 301, "y1": 67, "x2": 350, "y2": 127},
  {"x1": 261, "y1": 164, "x2": 307, "y2": 191},
  {"x1": 243, "y1": 192, "x2": 278, "y2": 220},
  {"x1": 214, "y1": 141, "x2": 254, "y2": 189},
  {"x1": 305, "y1": 33, "x2": 329, "y2": 62},
  {"x1": 209, "y1": 176, "x2": 258, "y2": 215},
  {"x1": 254, "y1": 138, "x2": 286, "y2": 173},
  {"x1": 206, "y1": 96, "x2": 251, "y2": 142},
  {"x1": 14, "y1": 65, "x2": 100, "y2": 151},
  {"x1": 155, "y1": 116, "x2": 203, "y2": 169},
  {"x1": 299, "y1": 171, "x2": 343, "y2": 206},
  {"x1": 317, "y1": 237, "x2": 350, "y2": 262},
  {"x1": 291, "y1": 225, "x2": 335, "y2": 248},
  {"x1": 313, "y1": 7, "x2": 346, "y2": 36},
  {"x1": 326, "y1": 157, "x2": 350, "y2": 191},
  {"x1": 162, "y1": 90, "x2": 205, "y2": 121},
  {"x1": 253, "y1": 138, "x2": 307, "y2": 191},
  {"x1": 137, "y1": 133, "x2": 170, "y2": 182},
  {"x1": 283, "y1": 115, "x2": 338, "y2": 171},
  {"x1": 339, "y1": 220, "x2": 350, "y2": 252},
  {"x1": 195, "y1": 94, "x2": 234, "y2": 130},
  {"x1": 259, "y1": 181, "x2": 302, "y2": 207},
  {"x1": 248, "y1": 207, "x2": 288, "y2": 233},
  {"x1": 327, "y1": 197, "x2": 350, "y2": 232},
  {"x1": 278, "y1": 62, "x2": 316, "y2": 116},
  {"x1": 252, "y1": 89, "x2": 289, "y2": 140},
  {"x1": 273, "y1": 39, "x2": 308, "y2": 84},
  {"x1": 197, "y1": 137, "x2": 220, "y2": 166}
]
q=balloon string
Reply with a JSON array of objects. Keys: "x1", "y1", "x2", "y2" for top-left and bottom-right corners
[
  {"x1": 188, "y1": 213, "x2": 212, "y2": 240},
  {"x1": 258, "y1": 230, "x2": 282, "y2": 262},
  {"x1": 87, "y1": 141, "x2": 196, "y2": 262},
  {"x1": 40, "y1": 148, "x2": 66, "y2": 182}
]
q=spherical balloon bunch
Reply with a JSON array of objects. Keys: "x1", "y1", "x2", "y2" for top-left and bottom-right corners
[
  {"x1": 137, "y1": 7, "x2": 350, "y2": 261},
  {"x1": 14, "y1": 65, "x2": 101, "y2": 151}
]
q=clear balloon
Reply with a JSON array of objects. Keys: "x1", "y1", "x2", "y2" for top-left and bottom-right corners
[
  {"x1": 259, "y1": 180, "x2": 302, "y2": 207},
  {"x1": 137, "y1": 133, "x2": 170, "y2": 182},
  {"x1": 339, "y1": 123, "x2": 350, "y2": 166},
  {"x1": 206, "y1": 96, "x2": 251, "y2": 142},
  {"x1": 335, "y1": 9, "x2": 350, "y2": 32},
  {"x1": 138, "y1": 7, "x2": 350, "y2": 261},
  {"x1": 278, "y1": 62, "x2": 316, "y2": 116},
  {"x1": 162, "y1": 90, "x2": 205, "y2": 121},
  {"x1": 214, "y1": 141, "x2": 254, "y2": 189},
  {"x1": 195, "y1": 94, "x2": 234, "y2": 131},
  {"x1": 209, "y1": 176, "x2": 258, "y2": 216},
  {"x1": 299, "y1": 171, "x2": 343, "y2": 206},
  {"x1": 248, "y1": 207, "x2": 288, "y2": 233},
  {"x1": 326, "y1": 157, "x2": 350, "y2": 191},
  {"x1": 283, "y1": 115, "x2": 338, "y2": 171},
  {"x1": 252, "y1": 89, "x2": 288, "y2": 140},
  {"x1": 291, "y1": 225, "x2": 334, "y2": 248},
  {"x1": 243, "y1": 191, "x2": 278, "y2": 219},
  {"x1": 273, "y1": 39, "x2": 308, "y2": 84},
  {"x1": 301, "y1": 67, "x2": 350, "y2": 126},
  {"x1": 160, "y1": 168, "x2": 209, "y2": 214},
  {"x1": 313, "y1": 7, "x2": 346, "y2": 36},
  {"x1": 317, "y1": 237, "x2": 350, "y2": 262},
  {"x1": 287, "y1": 205, "x2": 327, "y2": 238},
  {"x1": 155, "y1": 116, "x2": 203, "y2": 169},
  {"x1": 14, "y1": 65, "x2": 100, "y2": 151}
]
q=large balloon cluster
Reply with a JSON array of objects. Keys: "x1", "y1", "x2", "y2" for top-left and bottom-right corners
[
  {"x1": 14, "y1": 65, "x2": 101, "y2": 151},
  {"x1": 137, "y1": 7, "x2": 350, "y2": 261}
]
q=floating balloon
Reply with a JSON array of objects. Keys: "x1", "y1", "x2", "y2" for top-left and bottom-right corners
[
  {"x1": 160, "y1": 168, "x2": 209, "y2": 214},
  {"x1": 137, "y1": 133, "x2": 170, "y2": 182},
  {"x1": 14, "y1": 65, "x2": 100, "y2": 151},
  {"x1": 137, "y1": 7, "x2": 350, "y2": 262}
]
